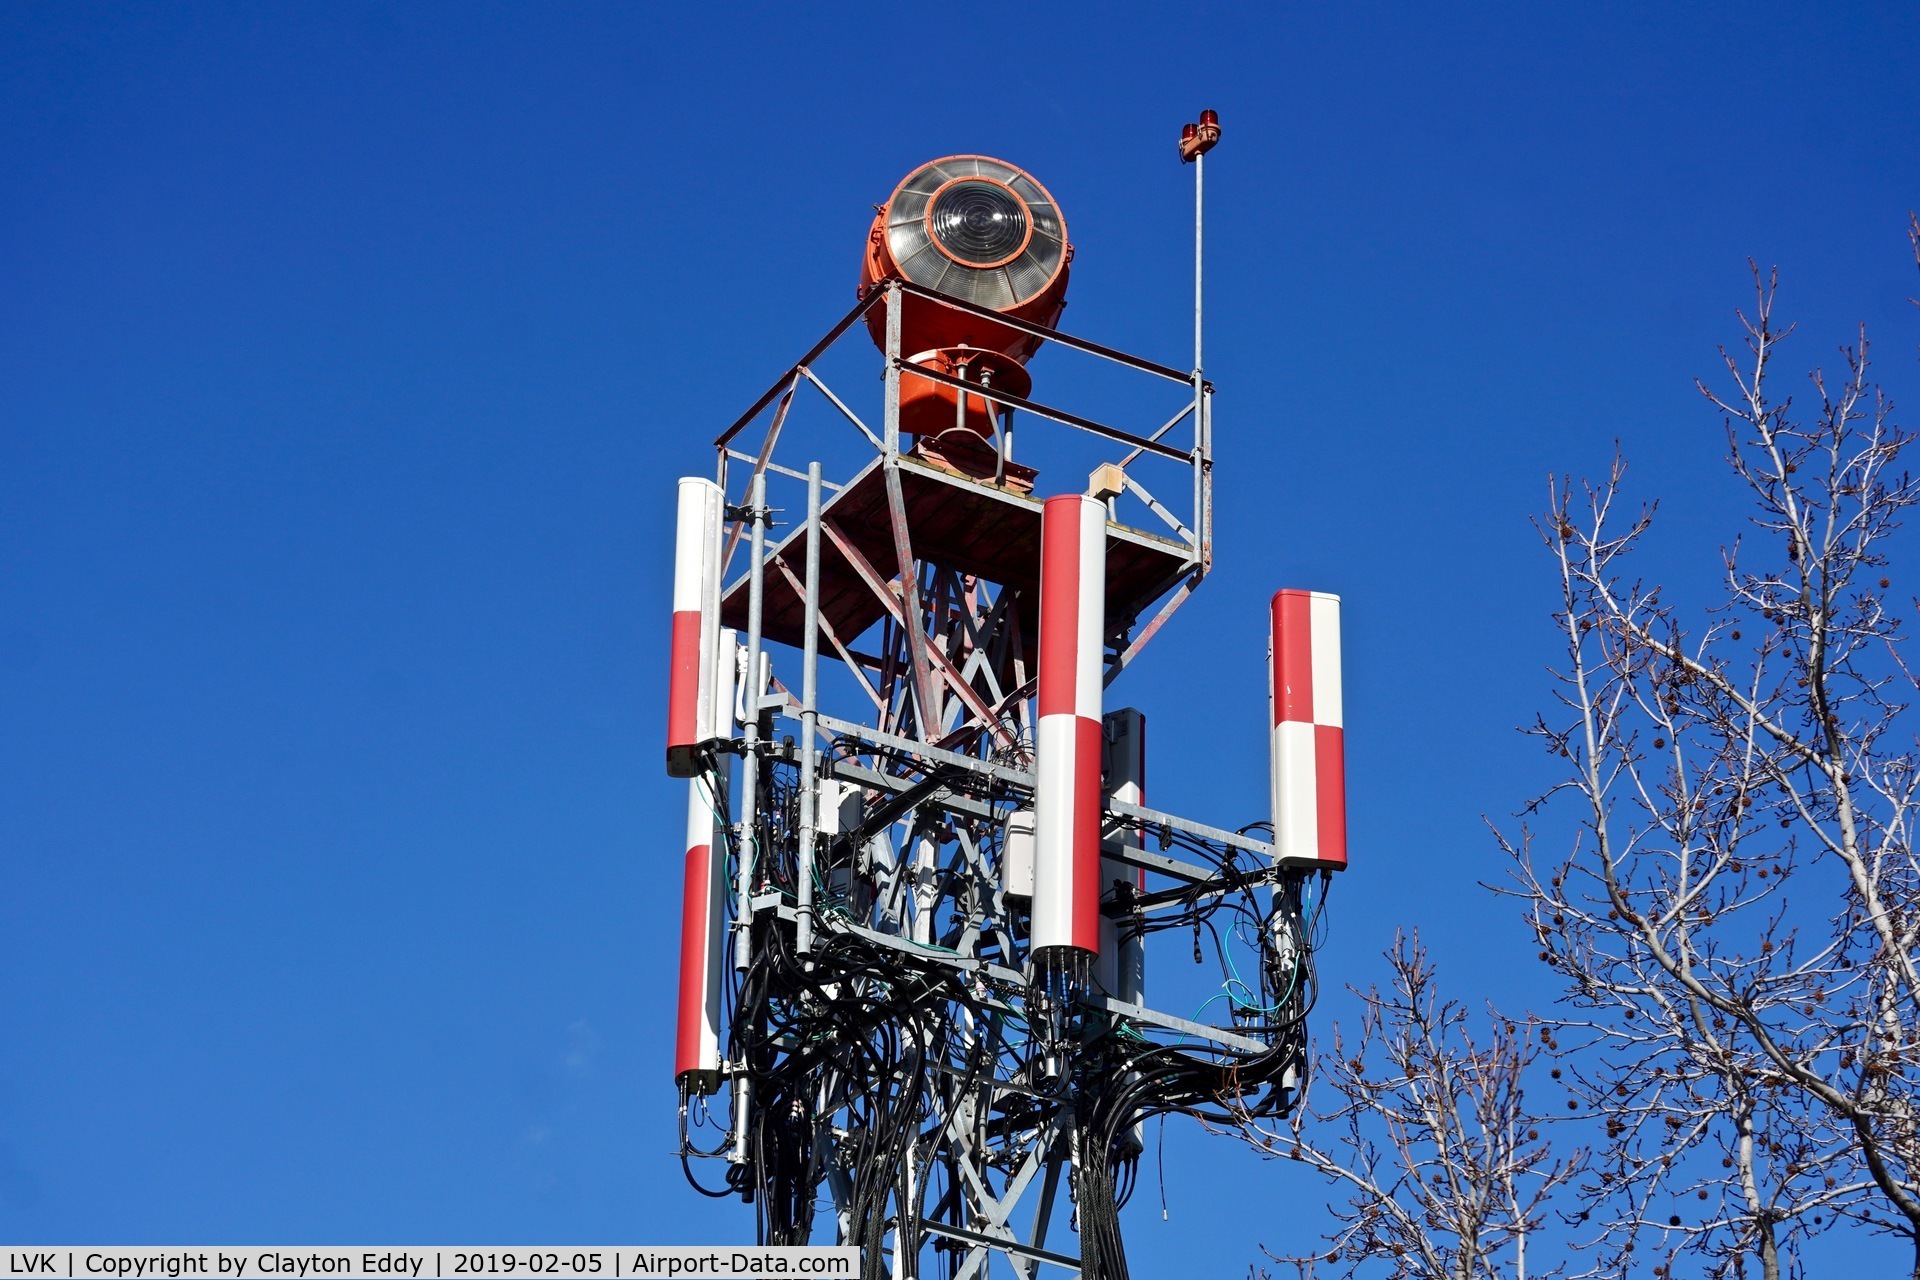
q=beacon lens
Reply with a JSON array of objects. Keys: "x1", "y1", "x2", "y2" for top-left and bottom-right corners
[{"x1": 930, "y1": 181, "x2": 1029, "y2": 266}]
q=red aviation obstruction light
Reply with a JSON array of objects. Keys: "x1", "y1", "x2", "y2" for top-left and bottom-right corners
[{"x1": 857, "y1": 156, "x2": 1071, "y2": 461}]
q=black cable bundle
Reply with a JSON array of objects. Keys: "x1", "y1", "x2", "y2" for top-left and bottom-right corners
[{"x1": 675, "y1": 731, "x2": 1334, "y2": 1280}]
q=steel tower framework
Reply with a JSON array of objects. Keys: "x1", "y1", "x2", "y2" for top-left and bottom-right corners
[{"x1": 673, "y1": 145, "x2": 1330, "y2": 1280}]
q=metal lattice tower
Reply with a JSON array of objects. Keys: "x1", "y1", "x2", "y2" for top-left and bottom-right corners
[{"x1": 668, "y1": 126, "x2": 1343, "y2": 1280}]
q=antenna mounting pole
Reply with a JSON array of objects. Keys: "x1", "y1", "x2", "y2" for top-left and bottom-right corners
[{"x1": 1179, "y1": 108, "x2": 1221, "y2": 376}]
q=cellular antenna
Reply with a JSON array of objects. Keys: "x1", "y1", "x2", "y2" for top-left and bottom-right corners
[{"x1": 666, "y1": 121, "x2": 1345, "y2": 1280}]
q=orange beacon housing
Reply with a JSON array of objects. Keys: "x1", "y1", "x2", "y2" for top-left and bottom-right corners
[{"x1": 857, "y1": 156, "x2": 1071, "y2": 447}]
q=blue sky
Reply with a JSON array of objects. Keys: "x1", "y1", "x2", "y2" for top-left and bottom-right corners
[{"x1": 3, "y1": 1, "x2": 1918, "y2": 1271}]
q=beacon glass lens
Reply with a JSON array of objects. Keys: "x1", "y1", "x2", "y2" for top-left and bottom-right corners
[
  {"x1": 929, "y1": 181, "x2": 1029, "y2": 267},
  {"x1": 931, "y1": 257, "x2": 1016, "y2": 311},
  {"x1": 1005, "y1": 249, "x2": 1052, "y2": 300},
  {"x1": 880, "y1": 157, "x2": 1068, "y2": 307}
]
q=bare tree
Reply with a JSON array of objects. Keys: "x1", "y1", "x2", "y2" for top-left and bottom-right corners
[
  {"x1": 1503, "y1": 224, "x2": 1920, "y2": 1279},
  {"x1": 1236, "y1": 932, "x2": 1579, "y2": 1280}
]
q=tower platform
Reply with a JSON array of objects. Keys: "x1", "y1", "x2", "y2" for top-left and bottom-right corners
[{"x1": 720, "y1": 450, "x2": 1192, "y2": 654}]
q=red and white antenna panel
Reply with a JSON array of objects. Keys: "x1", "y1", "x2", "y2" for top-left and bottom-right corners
[
  {"x1": 666, "y1": 477, "x2": 724, "y2": 778},
  {"x1": 1033, "y1": 493, "x2": 1107, "y2": 955},
  {"x1": 1269, "y1": 590, "x2": 1347, "y2": 869},
  {"x1": 675, "y1": 627, "x2": 739, "y2": 1092}
]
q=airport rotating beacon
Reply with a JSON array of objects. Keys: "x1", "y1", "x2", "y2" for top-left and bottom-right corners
[{"x1": 666, "y1": 113, "x2": 1343, "y2": 1280}]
